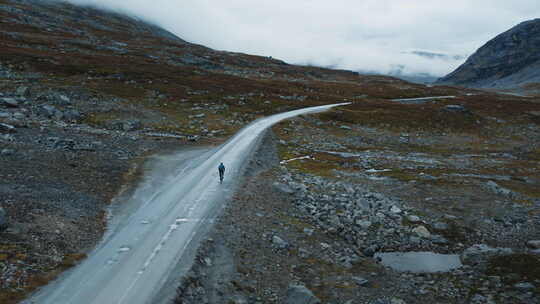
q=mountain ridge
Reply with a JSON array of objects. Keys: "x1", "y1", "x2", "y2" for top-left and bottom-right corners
[{"x1": 437, "y1": 18, "x2": 540, "y2": 91}]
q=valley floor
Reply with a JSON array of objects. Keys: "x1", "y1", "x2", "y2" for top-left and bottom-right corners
[{"x1": 176, "y1": 112, "x2": 540, "y2": 304}]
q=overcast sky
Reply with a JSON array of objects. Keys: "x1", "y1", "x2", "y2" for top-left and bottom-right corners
[{"x1": 69, "y1": 0, "x2": 540, "y2": 76}]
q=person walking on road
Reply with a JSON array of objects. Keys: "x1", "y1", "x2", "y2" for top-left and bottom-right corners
[{"x1": 218, "y1": 162, "x2": 225, "y2": 184}]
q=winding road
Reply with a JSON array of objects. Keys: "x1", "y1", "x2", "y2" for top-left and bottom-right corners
[{"x1": 26, "y1": 103, "x2": 348, "y2": 304}]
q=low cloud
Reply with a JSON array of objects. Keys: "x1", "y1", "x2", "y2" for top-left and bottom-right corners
[{"x1": 69, "y1": 0, "x2": 540, "y2": 76}]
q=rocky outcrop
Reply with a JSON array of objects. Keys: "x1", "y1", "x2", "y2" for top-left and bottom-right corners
[{"x1": 437, "y1": 19, "x2": 540, "y2": 89}]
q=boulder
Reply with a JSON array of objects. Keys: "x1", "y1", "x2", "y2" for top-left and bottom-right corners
[
  {"x1": 412, "y1": 225, "x2": 431, "y2": 238},
  {"x1": 526, "y1": 240, "x2": 540, "y2": 249},
  {"x1": 285, "y1": 285, "x2": 320, "y2": 304}
]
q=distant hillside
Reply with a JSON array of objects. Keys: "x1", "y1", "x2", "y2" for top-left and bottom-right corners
[{"x1": 437, "y1": 19, "x2": 540, "y2": 90}]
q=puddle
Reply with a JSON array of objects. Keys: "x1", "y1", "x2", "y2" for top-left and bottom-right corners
[
  {"x1": 375, "y1": 251, "x2": 462, "y2": 273},
  {"x1": 390, "y1": 96, "x2": 456, "y2": 104}
]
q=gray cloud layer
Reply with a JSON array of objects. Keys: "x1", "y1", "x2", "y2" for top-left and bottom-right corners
[{"x1": 69, "y1": 0, "x2": 540, "y2": 76}]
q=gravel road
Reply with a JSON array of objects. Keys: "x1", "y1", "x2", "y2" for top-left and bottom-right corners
[{"x1": 25, "y1": 103, "x2": 348, "y2": 304}]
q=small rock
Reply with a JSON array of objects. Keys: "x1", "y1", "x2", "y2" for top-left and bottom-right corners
[
  {"x1": 432, "y1": 222, "x2": 449, "y2": 231},
  {"x1": 272, "y1": 235, "x2": 289, "y2": 249},
  {"x1": 40, "y1": 105, "x2": 59, "y2": 118},
  {"x1": 0, "y1": 97, "x2": 18, "y2": 107},
  {"x1": 0, "y1": 207, "x2": 7, "y2": 229},
  {"x1": 431, "y1": 235, "x2": 449, "y2": 245},
  {"x1": 0, "y1": 123, "x2": 16, "y2": 133},
  {"x1": 526, "y1": 240, "x2": 540, "y2": 249},
  {"x1": 320, "y1": 242, "x2": 331, "y2": 250},
  {"x1": 352, "y1": 276, "x2": 369, "y2": 286},
  {"x1": 229, "y1": 295, "x2": 248, "y2": 304},
  {"x1": 407, "y1": 215, "x2": 421, "y2": 223},
  {"x1": 53, "y1": 110, "x2": 64, "y2": 120},
  {"x1": 298, "y1": 248, "x2": 310, "y2": 258},
  {"x1": 13, "y1": 112, "x2": 25, "y2": 120},
  {"x1": 409, "y1": 236, "x2": 421, "y2": 244},
  {"x1": 273, "y1": 182, "x2": 294, "y2": 194},
  {"x1": 444, "y1": 104, "x2": 467, "y2": 112},
  {"x1": 514, "y1": 282, "x2": 535, "y2": 291},
  {"x1": 412, "y1": 225, "x2": 431, "y2": 238},
  {"x1": 16, "y1": 86, "x2": 28, "y2": 97},
  {"x1": 485, "y1": 180, "x2": 513, "y2": 197},
  {"x1": 443, "y1": 214, "x2": 458, "y2": 220},
  {"x1": 340, "y1": 125, "x2": 352, "y2": 130},
  {"x1": 356, "y1": 219, "x2": 372, "y2": 229},
  {"x1": 203, "y1": 257, "x2": 212, "y2": 267},
  {"x1": 363, "y1": 245, "x2": 379, "y2": 257},
  {"x1": 390, "y1": 298, "x2": 407, "y2": 304},
  {"x1": 187, "y1": 135, "x2": 200, "y2": 142},
  {"x1": 59, "y1": 94, "x2": 71, "y2": 104},
  {"x1": 111, "y1": 119, "x2": 141, "y2": 131},
  {"x1": 63, "y1": 109, "x2": 82, "y2": 122},
  {"x1": 390, "y1": 206, "x2": 402, "y2": 214},
  {"x1": 285, "y1": 284, "x2": 320, "y2": 304},
  {"x1": 1, "y1": 149, "x2": 14, "y2": 156},
  {"x1": 470, "y1": 294, "x2": 486, "y2": 304},
  {"x1": 303, "y1": 228, "x2": 314, "y2": 236}
]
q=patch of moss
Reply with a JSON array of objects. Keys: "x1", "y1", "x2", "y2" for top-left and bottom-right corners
[{"x1": 487, "y1": 253, "x2": 540, "y2": 293}]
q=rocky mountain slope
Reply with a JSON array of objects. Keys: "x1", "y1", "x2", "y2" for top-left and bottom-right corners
[
  {"x1": 437, "y1": 19, "x2": 540, "y2": 92},
  {"x1": 1, "y1": 0, "x2": 539, "y2": 303}
]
